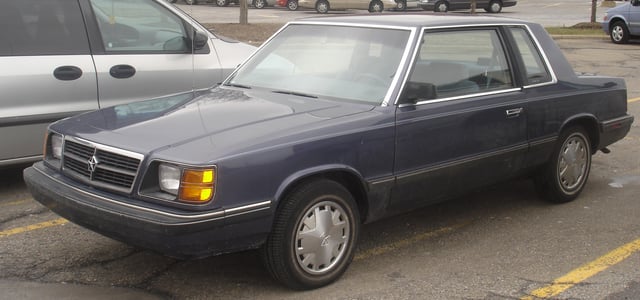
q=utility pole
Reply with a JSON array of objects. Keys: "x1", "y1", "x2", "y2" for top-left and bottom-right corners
[{"x1": 240, "y1": 0, "x2": 248, "y2": 25}]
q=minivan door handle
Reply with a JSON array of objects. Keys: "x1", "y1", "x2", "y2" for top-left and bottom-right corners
[
  {"x1": 53, "y1": 66, "x2": 83, "y2": 81},
  {"x1": 505, "y1": 107, "x2": 523, "y2": 117},
  {"x1": 109, "y1": 65, "x2": 136, "y2": 79}
]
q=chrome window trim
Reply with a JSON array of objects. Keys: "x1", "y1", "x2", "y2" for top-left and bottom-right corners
[
  {"x1": 398, "y1": 88, "x2": 523, "y2": 108},
  {"x1": 393, "y1": 23, "x2": 559, "y2": 106}
]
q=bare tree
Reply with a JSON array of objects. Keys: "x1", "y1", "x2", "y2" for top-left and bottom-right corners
[
  {"x1": 240, "y1": 0, "x2": 248, "y2": 25},
  {"x1": 470, "y1": 0, "x2": 477, "y2": 14},
  {"x1": 590, "y1": 0, "x2": 597, "y2": 23}
]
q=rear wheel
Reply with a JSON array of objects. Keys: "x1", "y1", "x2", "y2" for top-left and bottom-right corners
[
  {"x1": 184, "y1": 0, "x2": 199, "y2": 4},
  {"x1": 315, "y1": 0, "x2": 329, "y2": 13},
  {"x1": 215, "y1": 0, "x2": 229, "y2": 6},
  {"x1": 485, "y1": 0, "x2": 502, "y2": 13},
  {"x1": 610, "y1": 21, "x2": 630, "y2": 44},
  {"x1": 287, "y1": 0, "x2": 299, "y2": 10},
  {"x1": 369, "y1": 0, "x2": 384, "y2": 12},
  {"x1": 434, "y1": 1, "x2": 448, "y2": 12},
  {"x1": 395, "y1": 0, "x2": 406, "y2": 11},
  {"x1": 535, "y1": 127, "x2": 592, "y2": 203},
  {"x1": 253, "y1": 0, "x2": 267, "y2": 8},
  {"x1": 261, "y1": 179, "x2": 360, "y2": 290}
]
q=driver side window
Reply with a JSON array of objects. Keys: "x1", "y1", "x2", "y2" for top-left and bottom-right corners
[{"x1": 89, "y1": 0, "x2": 189, "y2": 52}]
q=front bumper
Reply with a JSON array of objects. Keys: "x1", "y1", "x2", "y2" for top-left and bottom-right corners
[{"x1": 24, "y1": 162, "x2": 273, "y2": 259}]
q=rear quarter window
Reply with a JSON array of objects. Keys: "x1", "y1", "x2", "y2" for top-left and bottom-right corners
[{"x1": 509, "y1": 27, "x2": 553, "y2": 86}]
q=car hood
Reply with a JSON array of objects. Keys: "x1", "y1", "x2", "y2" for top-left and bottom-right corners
[{"x1": 55, "y1": 87, "x2": 376, "y2": 163}]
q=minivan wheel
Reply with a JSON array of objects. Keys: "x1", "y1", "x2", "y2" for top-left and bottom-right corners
[
  {"x1": 261, "y1": 179, "x2": 360, "y2": 290},
  {"x1": 434, "y1": 1, "x2": 448, "y2": 12},
  {"x1": 369, "y1": 0, "x2": 384, "y2": 12},
  {"x1": 315, "y1": 0, "x2": 329, "y2": 13},
  {"x1": 610, "y1": 21, "x2": 630, "y2": 44},
  {"x1": 535, "y1": 127, "x2": 592, "y2": 203},
  {"x1": 287, "y1": 0, "x2": 299, "y2": 10}
]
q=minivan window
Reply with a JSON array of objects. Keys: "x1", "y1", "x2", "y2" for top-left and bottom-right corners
[
  {"x1": 89, "y1": 0, "x2": 190, "y2": 53},
  {"x1": 0, "y1": 0, "x2": 90, "y2": 56}
]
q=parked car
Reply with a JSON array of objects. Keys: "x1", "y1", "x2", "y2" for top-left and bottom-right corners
[
  {"x1": 602, "y1": 0, "x2": 640, "y2": 43},
  {"x1": 0, "y1": 0, "x2": 255, "y2": 167},
  {"x1": 298, "y1": 0, "x2": 397, "y2": 13},
  {"x1": 417, "y1": 0, "x2": 517, "y2": 12},
  {"x1": 25, "y1": 15, "x2": 633, "y2": 290},
  {"x1": 214, "y1": 0, "x2": 278, "y2": 8}
]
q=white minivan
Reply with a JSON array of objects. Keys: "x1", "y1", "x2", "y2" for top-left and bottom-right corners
[{"x1": 0, "y1": 0, "x2": 255, "y2": 167}]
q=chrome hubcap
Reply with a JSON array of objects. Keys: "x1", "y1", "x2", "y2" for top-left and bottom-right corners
[
  {"x1": 558, "y1": 135, "x2": 588, "y2": 192},
  {"x1": 612, "y1": 26, "x2": 624, "y2": 41},
  {"x1": 491, "y1": 3, "x2": 499, "y2": 12},
  {"x1": 437, "y1": 3, "x2": 446, "y2": 11},
  {"x1": 294, "y1": 200, "x2": 350, "y2": 275}
]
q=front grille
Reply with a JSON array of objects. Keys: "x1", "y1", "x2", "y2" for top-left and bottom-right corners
[{"x1": 62, "y1": 138, "x2": 143, "y2": 193}]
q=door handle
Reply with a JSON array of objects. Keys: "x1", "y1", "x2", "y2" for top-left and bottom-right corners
[
  {"x1": 53, "y1": 66, "x2": 83, "y2": 81},
  {"x1": 109, "y1": 65, "x2": 136, "y2": 79},
  {"x1": 505, "y1": 107, "x2": 523, "y2": 117}
]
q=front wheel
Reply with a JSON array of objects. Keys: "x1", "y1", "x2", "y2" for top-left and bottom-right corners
[
  {"x1": 184, "y1": 0, "x2": 199, "y2": 4},
  {"x1": 215, "y1": 0, "x2": 229, "y2": 6},
  {"x1": 261, "y1": 179, "x2": 360, "y2": 290},
  {"x1": 315, "y1": 0, "x2": 329, "y2": 13},
  {"x1": 287, "y1": 0, "x2": 299, "y2": 10},
  {"x1": 395, "y1": 0, "x2": 406, "y2": 11},
  {"x1": 369, "y1": 0, "x2": 383, "y2": 12},
  {"x1": 486, "y1": 0, "x2": 502, "y2": 13},
  {"x1": 610, "y1": 21, "x2": 630, "y2": 44},
  {"x1": 535, "y1": 127, "x2": 592, "y2": 203},
  {"x1": 434, "y1": 1, "x2": 448, "y2": 12},
  {"x1": 253, "y1": 0, "x2": 267, "y2": 8}
]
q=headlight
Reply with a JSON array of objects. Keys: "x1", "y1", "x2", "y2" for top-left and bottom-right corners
[{"x1": 158, "y1": 163, "x2": 216, "y2": 204}]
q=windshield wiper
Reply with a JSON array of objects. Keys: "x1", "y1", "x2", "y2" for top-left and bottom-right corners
[
  {"x1": 224, "y1": 82, "x2": 251, "y2": 89},
  {"x1": 272, "y1": 90, "x2": 318, "y2": 99}
]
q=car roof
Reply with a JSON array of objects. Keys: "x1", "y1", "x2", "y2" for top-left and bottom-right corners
[{"x1": 293, "y1": 14, "x2": 533, "y2": 29}]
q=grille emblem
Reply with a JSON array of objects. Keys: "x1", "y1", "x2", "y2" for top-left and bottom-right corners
[{"x1": 88, "y1": 155, "x2": 99, "y2": 174}]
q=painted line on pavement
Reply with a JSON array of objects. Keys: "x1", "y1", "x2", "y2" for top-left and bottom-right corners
[
  {"x1": 354, "y1": 220, "x2": 471, "y2": 261},
  {"x1": 521, "y1": 238, "x2": 640, "y2": 299},
  {"x1": 0, "y1": 218, "x2": 68, "y2": 238},
  {"x1": 629, "y1": 97, "x2": 640, "y2": 103},
  {"x1": 0, "y1": 199, "x2": 30, "y2": 208}
]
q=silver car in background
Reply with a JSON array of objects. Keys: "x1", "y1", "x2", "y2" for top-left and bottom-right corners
[
  {"x1": 0, "y1": 0, "x2": 255, "y2": 167},
  {"x1": 298, "y1": 0, "x2": 397, "y2": 13}
]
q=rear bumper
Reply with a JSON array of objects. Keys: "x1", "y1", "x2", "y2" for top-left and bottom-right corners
[
  {"x1": 24, "y1": 162, "x2": 273, "y2": 259},
  {"x1": 599, "y1": 114, "x2": 634, "y2": 149}
]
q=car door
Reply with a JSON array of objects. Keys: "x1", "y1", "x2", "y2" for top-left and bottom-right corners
[
  {"x1": 390, "y1": 27, "x2": 528, "y2": 211},
  {"x1": 629, "y1": 0, "x2": 640, "y2": 35},
  {"x1": 83, "y1": 0, "x2": 222, "y2": 109},
  {"x1": 0, "y1": 0, "x2": 97, "y2": 165}
]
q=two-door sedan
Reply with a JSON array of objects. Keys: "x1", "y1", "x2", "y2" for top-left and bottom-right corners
[{"x1": 24, "y1": 15, "x2": 633, "y2": 289}]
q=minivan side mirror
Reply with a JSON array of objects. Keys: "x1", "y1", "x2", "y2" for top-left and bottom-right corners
[
  {"x1": 192, "y1": 31, "x2": 208, "y2": 51},
  {"x1": 400, "y1": 82, "x2": 437, "y2": 104}
]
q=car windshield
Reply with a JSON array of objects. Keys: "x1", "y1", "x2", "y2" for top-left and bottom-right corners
[{"x1": 226, "y1": 24, "x2": 411, "y2": 104}]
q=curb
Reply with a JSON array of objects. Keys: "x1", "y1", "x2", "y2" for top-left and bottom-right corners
[{"x1": 551, "y1": 34, "x2": 609, "y2": 40}]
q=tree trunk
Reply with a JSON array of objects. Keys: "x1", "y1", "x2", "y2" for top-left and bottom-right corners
[
  {"x1": 240, "y1": 0, "x2": 248, "y2": 25},
  {"x1": 590, "y1": 0, "x2": 597, "y2": 23},
  {"x1": 471, "y1": 0, "x2": 476, "y2": 14}
]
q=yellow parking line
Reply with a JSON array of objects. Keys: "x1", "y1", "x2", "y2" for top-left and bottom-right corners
[
  {"x1": 0, "y1": 199, "x2": 30, "y2": 208},
  {"x1": 521, "y1": 238, "x2": 640, "y2": 300},
  {"x1": 354, "y1": 220, "x2": 471, "y2": 261},
  {"x1": 0, "y1": 218, "x2": 68, "y2": 238},
  {"x1": 629, "y1": 97, "x2": 640, "y2": 103}
]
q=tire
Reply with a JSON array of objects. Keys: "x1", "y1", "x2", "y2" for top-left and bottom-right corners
[
  {"x1": 215, "y1": 0, "x2": 228, "y2": 6},
  {"x1": 184, "y1": 0, "x2": 199, "y2": 4},
  {"x1": 395, "y1": 0, "x2": 406, "y2": 11},
  {"x1": 369, "y1": 0, "x2": 383, "y2": 12},
  {"x1": 486, "y1": 0, "x2": 502, "y2": 13},
  {"x1": 315, "y1": 0, "x2": 329, "y2": 13},
  {"x1": 610, "y1": 21, "x2": 630, "y2": 44},
  {"x1": 535, "y1": 127, "x2": 592, "y2": 203},
  {"x1": 168, "y1": 0, "x2": 178, "y2": 3},
  {"x1": 253, "y1": 0, "x2": 266, "y2": 8},
  {"x1": 434, "y1": 1, "x2": 448, "y2": 12},
  {"x1": 261, "y1": 179, "x2": 360, "y2": 290},
  {"x1": 287, "y1": 0, "x2": 299, "y2": 10}
]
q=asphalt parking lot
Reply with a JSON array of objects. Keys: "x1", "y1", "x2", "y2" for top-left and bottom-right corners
[{"x1": 0, "y1": 35, "x2": 639, "y2": 299}]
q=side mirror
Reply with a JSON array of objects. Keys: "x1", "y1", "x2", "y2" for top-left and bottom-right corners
[
  {"x1": 400, "y1": 82, "x2": 437, "y2": 104},
  {"x1": 192, "y1": 31, "x2": 208, "y2": 51}
]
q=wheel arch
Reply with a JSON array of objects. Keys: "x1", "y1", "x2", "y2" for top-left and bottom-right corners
[
  {"x1": 274, "y1": 165, "x2": 369, "y2": 223},
  {"x1": 559, "y1": 114, "x2": 600, "y2": 154},
  {"x1": 607, "y1": 16, "x2": 628, "y2": 32}
]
